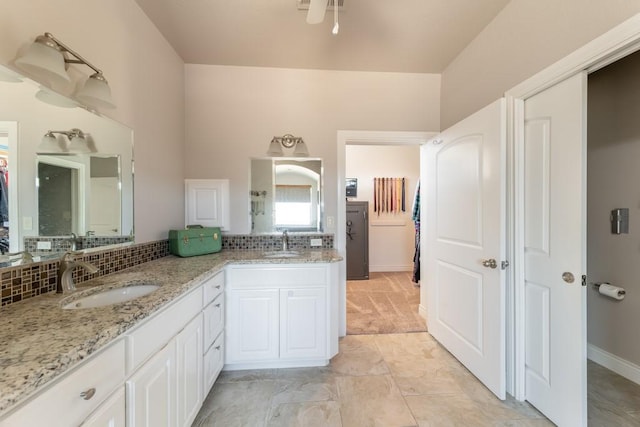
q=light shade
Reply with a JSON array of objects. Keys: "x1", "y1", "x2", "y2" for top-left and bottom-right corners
[
  {"x1": 293, "y1": 140, "x2": 309, "y2": 157},
  {"x1": 14, "y1": 35, "x2": 71, "y2": 87},
  {"x1": 76, "y1": 73, "x2": 116, "y2": 109},
  {"x1": 68, "y1": 134, "x2": 91, "y2": 153},
  {"x1": 267, "y1": 138, "x2": 284, "y2": 156},
  {"x1": 35, "y1": 86, "x2": 78, "y2": 108},
  {"x1": 37, "y1": 133, "x2": 66, "y2": 153}
]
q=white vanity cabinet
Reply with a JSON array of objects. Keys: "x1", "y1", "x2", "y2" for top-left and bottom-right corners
[
  {"x1": 202, "y1": 271, "x2": 225, "y2": 394},
  {"x1": 1, "y1": 340, "x2": 126, "y2": 427},
  {"x1": 81, "y1": 388, "x2": 126, "y2": 427},
  {"x1": 225, "y1": 263, "x2": 338, "y2": 369}
]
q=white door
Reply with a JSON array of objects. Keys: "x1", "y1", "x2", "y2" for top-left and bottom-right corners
[
  {"x1": 89, "y1": 177, "x2": 121, "y2": 235},
  {"x1": 425, "y1": 99, "x2": 506, "y2": 399},
  {"x1": 522, "y1": 72, "x2": 587, "y2": 426}
]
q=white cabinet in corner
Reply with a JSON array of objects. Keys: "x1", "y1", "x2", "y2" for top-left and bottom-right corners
[
  {"x1": 225, "y1": 264, "x2": 338, "y2": 370},
  {"x1": 185, "y1": 179, "x2": 229, "y2": 231}
]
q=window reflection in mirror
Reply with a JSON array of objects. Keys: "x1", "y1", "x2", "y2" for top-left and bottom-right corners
[{"x1": 251, "y1": 158, "x2": 323, "y2": 233}]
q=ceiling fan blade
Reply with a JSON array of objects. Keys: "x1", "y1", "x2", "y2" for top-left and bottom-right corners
[{"x1": 306, "y1": 0, "x2": 329, "y2": 24}]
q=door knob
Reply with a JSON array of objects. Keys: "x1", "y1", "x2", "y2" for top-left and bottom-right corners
[
  {"x1": 562, "y1": 272, "x2": 575, "y2": 283},
  {"x1": 482, "y1": 259, "x2": 497, "y2": 269}
]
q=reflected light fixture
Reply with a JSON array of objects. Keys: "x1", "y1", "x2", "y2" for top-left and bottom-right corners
[
  {"x1": 38, "y1": 128, "x2": 93, "y2": 154},
  {"x1": 15, "y1": 32, "x2": 116, "y2": 109},
  {"x1": 267, "y1": 134, "x2": 309, "y2": 157}
]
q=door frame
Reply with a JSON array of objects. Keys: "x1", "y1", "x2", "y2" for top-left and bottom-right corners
[
  {"x1": 336, "y1": 130, "x2": 436, "y2": 336},
  {"x1": 506, "y1": 14, "x2": 640, "y2": 401}
]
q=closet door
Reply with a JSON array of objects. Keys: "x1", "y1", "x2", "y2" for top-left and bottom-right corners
[
  {"x1": 424, "y1": 98, "x2": 507, "y2": 399},
  {"x1": 522, "y1": 72, "x2": 587, "y2": 427}
]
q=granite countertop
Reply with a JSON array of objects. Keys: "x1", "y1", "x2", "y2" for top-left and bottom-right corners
[{"x1": 0, "y1": 249, "x2": 342, "y2": 415}]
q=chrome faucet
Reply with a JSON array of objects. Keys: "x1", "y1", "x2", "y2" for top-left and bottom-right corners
[
  {"x1": 57, "y1": 251, "x2": 99, "y2": 294},
  {"x1": 282, "y1": 230, "x2": 289, "y2": 251}
]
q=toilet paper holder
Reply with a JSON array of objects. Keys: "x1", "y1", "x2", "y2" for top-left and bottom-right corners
[{"x1": 593, "y1": 282, "x2": 626, "y2": 296}]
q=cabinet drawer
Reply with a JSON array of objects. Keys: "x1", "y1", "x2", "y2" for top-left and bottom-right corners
[
  {"x1": 2, "y1": 340, "x2": 125, "y2": 427},
  {"x1": 127, "y1": 286, "x2": 202, "y2": 372},
  {"x1": 203, "y1": 333, "x2": 224, "y2": 394},
  {"x1": 227, "y1": 265, "x2": 327, "y2": 288},
  {"x1": 203, "y1": 271, "x2": 224, "y2": 306},
  {"x1": 203, "y1": 294, "x2": 224, "y2": 351}
]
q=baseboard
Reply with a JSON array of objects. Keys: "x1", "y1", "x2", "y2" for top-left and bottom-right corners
[
  {"x1": 418, "y1": 303, "x2": 427, "y2": 320},
  {"x1": 370, "y1": 265, "x2": 413, "y2": 272},
  {"x1": 587, "y1": 343, "x2": 640, "y2": 386}
]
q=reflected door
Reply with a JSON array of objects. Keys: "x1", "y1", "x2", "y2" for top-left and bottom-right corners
[{"x1": 90, "y1": 177, "x2": 121, "y2": 235}]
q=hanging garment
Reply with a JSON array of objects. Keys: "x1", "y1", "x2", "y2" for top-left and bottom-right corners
[{"x1": 411, "y1": 180, "x2": 420, "y2": 283}]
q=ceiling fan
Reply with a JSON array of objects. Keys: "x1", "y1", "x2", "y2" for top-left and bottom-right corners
[{"x1": 298, "y1": 0, "x2": 344, "y2": 32}]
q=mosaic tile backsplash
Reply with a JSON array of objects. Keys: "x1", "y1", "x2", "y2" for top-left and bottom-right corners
[
  {"x1": 1, "y1": 233, "x2": 334, "y2": 308},
  {"x1": 1, "y1": 240, "x2": 169, "y2": 307},
  {"x1": 222, "y1": 233, "x2": 334, "y2": 251}
]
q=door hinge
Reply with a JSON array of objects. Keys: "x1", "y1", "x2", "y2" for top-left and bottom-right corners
[
  {"x1": 582, "y1": 275, "x2": 587, "y2": 286},
  {"x1": 501, "y1": 260, "x2": 510, "y2": 270}
]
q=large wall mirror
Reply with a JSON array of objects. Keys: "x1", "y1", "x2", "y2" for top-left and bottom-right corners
[
  {"x1": 250, "y1": 158, "x2": 323, "y2": 233},
  {"x1": 0, "y1": 64, "x2": 134, "y2": 265}
]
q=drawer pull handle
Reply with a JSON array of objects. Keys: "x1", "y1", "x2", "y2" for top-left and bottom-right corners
[
  {"x1": 80, "y1": 388, "x2": 96, "y2": 400},
  {"x1": 215, "y1": 345, "x2": 221, "y2": 351},
  {"x1": 215, "y1": 303, "x2": 221, "y2": 307},
  {"x1": 215, "y1": 285, "x2": 221, "y2": 289}
]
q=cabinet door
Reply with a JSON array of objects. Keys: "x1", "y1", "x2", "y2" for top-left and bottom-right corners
[
  {"x1": 203, "y1": 332, "x2": 224, "y2": 394},
  {"x1": 176, "y1": 314, "x2": 203, "y2": 427},
  {"x1": 185, "y1": 179, "x2": 229, "y2": 230},
  {"x1": 226, "y1": 289, "x2": 279, "y2": 362},
  {"x1": 81, "y1": 388, "x2": 126, "y2": 427},
  {"x1": 127, "y1": 342, "x2": 176, "y2": 427},
  {"x1": 280, "y1": 288, "x2": 327, "y2": 359}
]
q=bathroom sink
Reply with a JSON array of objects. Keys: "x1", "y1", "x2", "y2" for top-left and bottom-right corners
[
  {"x1": 262, "y1": 250, "x2": 301, "y2": 258},
  {"x1": 62, "y1": 284, "x2": 160, "y2": 309}
]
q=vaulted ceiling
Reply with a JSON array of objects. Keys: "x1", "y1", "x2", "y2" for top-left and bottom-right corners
[{"x1": 134, "y1": 0, "x2": 510, "y2": 73}]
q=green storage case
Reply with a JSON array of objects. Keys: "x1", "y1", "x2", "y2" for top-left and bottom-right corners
[{"x1": 168, "y1": 225, "x2": 222, "y2": 257}]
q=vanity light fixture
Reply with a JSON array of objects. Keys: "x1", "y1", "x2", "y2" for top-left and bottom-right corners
[
  {"x1": 267, "y1": 134, "x2": 309, "y2": 157},
  {"x1": 15, "y1": 32, "x2": 116, "y2": 109},
  {"x1": 38, "y1": 128, "x2": 93, "y2": 154}
]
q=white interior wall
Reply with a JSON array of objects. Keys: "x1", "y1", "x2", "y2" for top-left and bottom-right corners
[
  {"x1": 441, "y1": 1, "x2": 640, "y2": 129},
  {"x1": 587, "y1": 50, "x2": 640, "y2": 368},
  {"x1": 0, "y1": 0, "x2": 185, "y2": 243},
  {"x1": 345, "y1": 145, "x2": 419, "y2": 272},
  {"x1": 185, "y1": 64, "x2": 440, "y2": 234}
]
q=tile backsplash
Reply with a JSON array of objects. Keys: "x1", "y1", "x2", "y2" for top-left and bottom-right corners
[
  {"x1": 222, "y1": 233, "x2": 334, "y2": 251},
  {"x1": 1, "y1": 233, "x2": 335, "y2": 308},
  {"x1": 1, "y1": 240, "x2": 169, "y2": 307}
]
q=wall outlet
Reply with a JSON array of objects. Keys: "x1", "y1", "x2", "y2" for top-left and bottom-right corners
[
  {"x1": 310, "y1": 238, "x2": 323, "y2": 247},
  {"x1": 326, "y1": 216, "x2": 335, "y2": 229},
  {"x1": 37, "y1": 241, "x2": 52, "y2": 250}
]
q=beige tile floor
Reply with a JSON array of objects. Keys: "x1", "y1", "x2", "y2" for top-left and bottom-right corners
[
  {"x1": 192, "y1": 333, "x2": 552, "y2": 426},
  {"x1": 587, "y1": 360, "x2": 640, "y2": 426}
]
